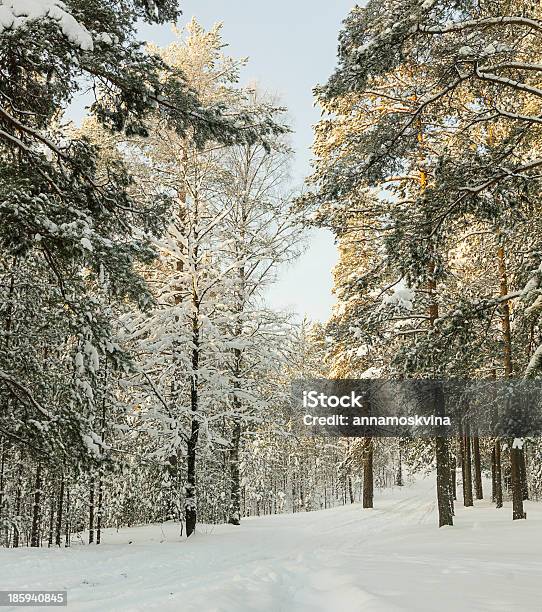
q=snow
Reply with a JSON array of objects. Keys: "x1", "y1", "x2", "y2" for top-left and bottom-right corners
[
  {"x1": 525, "y1": 343, "x2": 542, "y2": 377},
  {"x1": 2, "y1": 475, "x2": 541, "y2": 611},
  {"x1": 81, "y1": 433, "x2": 101, "y2": 458},
  {"x1": 382, "y1": 279, "x2": 415, "y2": 310},
  {"x1": 84, "y1": 340, "x2": 99, "y2": 374},
  {"x1": 0, "y1": 0, "x2": 93, "y2": 50},
  {"x1": 512, "y1": 437, "x2": 525, "y2": 450},
  {"x1": 360, "y1": 365, "x2": 382, "y2": 379},
  {"x1": 74, "y1": 351, "x2": 84, "y2": 374},
  {"x1": 355, "y1": 344, "x2": 369, "y2": 357},
  {"x1": 94, "y1": 32, "x2": 113, "y2": 45},
  {"x1": 80, "y1": 237, "x2": 93, "y2": 251},
  {"x1": 77, "y1": 379, "x2": 93, "y2": 401}
]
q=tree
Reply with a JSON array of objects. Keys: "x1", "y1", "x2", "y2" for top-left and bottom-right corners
[
  {"x1": 115, "y1": 22, "x2": 297, "y2": 536},
  {"x1": 214, "y1": 115, "x2": 302, "y2": 524}
]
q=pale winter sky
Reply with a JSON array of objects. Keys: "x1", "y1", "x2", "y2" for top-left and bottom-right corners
[{"x1": 138, "y1": 1, "x2": 356, "y2": 322}]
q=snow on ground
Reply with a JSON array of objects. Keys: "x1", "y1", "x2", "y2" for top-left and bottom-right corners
[{"x1": 2, "y1": 476, "x2": 542, "y2": 611}]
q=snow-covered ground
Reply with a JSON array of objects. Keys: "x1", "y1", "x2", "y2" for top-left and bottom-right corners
[{"x1": 2, "y1": 476, "x2": 542, "y2": 611}]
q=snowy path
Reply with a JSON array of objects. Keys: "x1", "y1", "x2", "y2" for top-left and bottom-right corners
[{"x1": 2, "y1": 476, "x2": 542, "y2": 611}]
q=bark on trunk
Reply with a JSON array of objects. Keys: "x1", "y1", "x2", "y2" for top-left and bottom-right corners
[
  {"x1": 47, "y1": 491, "x2": 55, "y2": 547},
  {"x1": 13, "y1": 478, "x2": 21, "y2": 548},
  {"x1": 65, "y1": 484, "x2": 71, "y2": 547},
  {"x1": 511, "y1": 447, "x2": 527, "y2": 519},
  {"x1": 362, "y1": 437, "x2": 374, "y2": 509},
  {"x1": 185, "y1": 316, "x2": 200, "y2": 538},
  {"x1": 460, "y1": 429, "x2": 473, "y2": 507},
  {"x1": 88, "y1": 477, "x2": 95, "y2": 544},
  {"x1": 426, "y1": 235, "x2": 453, "y2": 526},
  {"x1": 30, "y1": 463, "x2": 42, "y2": 547},
  {"x1": 520, "y1": 448, "x2": 529, "y2": 500},
  {"x1": 451, "y1": 455, "x2": 457, "y2": 501},
  {"x1": 185, "y1": 419, "x2": 199, "y2": 537},
  {"x1": 228, "y1": 419, "x2": 242, "y2": 525},
  {"x1": 348, "y1": 475, "x2": 355, "y2": 503},
  {"x1": 497, "y1": 245, "x2": 525, "y2": 520},
  {"x1": 494, "y1": 440, "x2": 503, "y2": 509},
  {"x1": 436, "y1": 437, "x2": 454, "y2": 527},
  {"x1": 97, "y1": 357, "x2": 108, "y2": 544},
  {"x1": 96, "y1": 474, "x2": 103, "y2": 545},
  {"x1": 435, "y1": 385, "x2": 453, "y2": 526},
  {"x1": 0, "y1": 438, "x2": 6, "y2": 546},
  {"x1": 55, "y1": 476, "x2": 64, "y2": 547},
  {"x1": 396, "y1": 447, "x2": 403, "y2": 487},
  {"x1": 491, "y1": 447, "x2": 496, "y2": 502},
  {"x1": 472, "y1": 437, "x2": 483, "y2": 500}
]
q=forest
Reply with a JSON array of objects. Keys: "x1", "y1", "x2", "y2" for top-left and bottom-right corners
[{"x1": 1, "y1": 2, "x2": 542, "y2": 607}]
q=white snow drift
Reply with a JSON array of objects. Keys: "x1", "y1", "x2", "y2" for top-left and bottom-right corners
[{"x1": 2, "y1": 476, "x2": 541, "y2": 611}]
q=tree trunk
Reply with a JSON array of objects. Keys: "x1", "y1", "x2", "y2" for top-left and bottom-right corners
[
  {"x1": 493, "y1": 440, "x2": 503, "y2": 508},
  {"x1": 0, "y1": 438, "x2": 6, "y2": 546},
  {"x1": 96, "y1": 474, "x2": 104, "y2": 545},
  {"x1": 228, "y1": 419, "x2": 242, "y2": 525},
  {"x1": 497, "y1": 245, "x2": 525, "y2": 520},
  {"x1": 511, "y1": 446, "x2": 526, "y2": 519},
  {"x1": 472, "y1": 437, "x2": 483, "y2": 500},
  {"x1": 228, "y1": 244, "x2": 247, "y2": 524},
  {"x1": 436, "y1": 437, "x2": 454, "y2": 527},
  {"x1": 55, "y1": 476, "x2": 64, "y2": 547},
  {"x1": 396, "y1": 447, "x2": 403, "y2": 486},
  {"x1": 451, "y1": 455, "x2": 457, "y2": 500},
  {"x1": 185, "y1": 315, "x2": 200, "y2": 538},
  {"x1": 433, "y1": 382, "x2": 454, "y2": 526},
  {"x1": 185, "y1": 420, "x2": 198, "y2": 537},
  {"x1": 13, "y1": 477, "x2": 21, "y2": 548},
  {"x1": 65, "y1": 484, "x2": 70, "y2": 548},
  {"x1": 491, "y1": 447, "x2": 496, "y2": 502},
  {"x1": 30, "y1": 463, "x2": 42, "y2": 547},
  {"x1": 97, "y1": 356, "x2": 108, "y2": 544},
  {"x1": 1, "y1": 268, "x2": 16, "y2": 547},
  {"x1": 88, "y1": 477, "x2": 95, "y2": 544},
  {"x1": 460, "y1": 429, "x2": 473, "y2": 507},
  {"x1": 425, "y1": 209, "x2": 453, "y2": 526},
  {"x1": 348, "y1": 475, "x2": 355, "y2": 503},
  {"x1": 362, "y1": 438, "x2": 373, "y2": 509},
  {"x1": 520, "y1": 448, "x2": 529, "y2": 500},
  {"x1": 47, "y1": 490, "x2": 55, "y2": 547}
]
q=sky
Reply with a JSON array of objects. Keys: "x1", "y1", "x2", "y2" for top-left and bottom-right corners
[{"x1": 136, "y1": 0, "x2": 356, "y2": 321}]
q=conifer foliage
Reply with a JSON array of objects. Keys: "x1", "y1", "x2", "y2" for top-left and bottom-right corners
[{"x1": 306, "y1": 0, "x2": 542, "y2": 525}]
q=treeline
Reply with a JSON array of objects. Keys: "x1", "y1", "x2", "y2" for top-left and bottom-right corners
[{"x1": 305, "y1": 0, "x2": 542, "y2": 525}]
